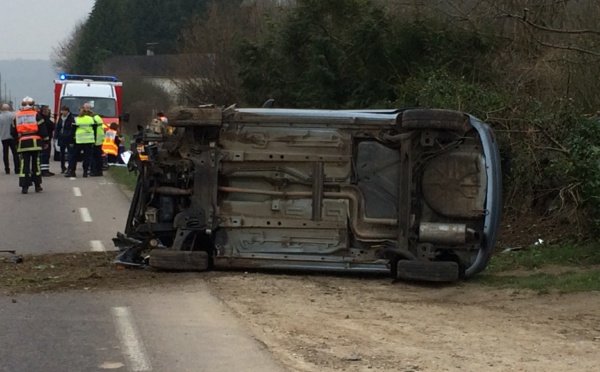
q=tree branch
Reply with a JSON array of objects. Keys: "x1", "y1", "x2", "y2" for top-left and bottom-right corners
[{"x1": 503, "y1": 10, "x2": 600, "y2": 35}]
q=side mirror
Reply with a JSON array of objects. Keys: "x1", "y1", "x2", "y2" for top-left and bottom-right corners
[{"x1": 121, "y1": 112, "x2": 130, "y2": 123}]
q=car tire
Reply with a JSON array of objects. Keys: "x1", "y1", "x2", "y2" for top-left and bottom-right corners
[
  {"x1": 401, "y1": 109, "x2": 470, "y2": 132},
  {"x1": 148, "y1": 249, "x2": 209, "y2": 271}
]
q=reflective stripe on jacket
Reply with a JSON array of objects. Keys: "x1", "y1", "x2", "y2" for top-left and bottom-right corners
[
  {"x1": 102, "y1": 129, "x2": 118, "y2": 155},
  {"x1": 75, "y1": 115, "x2": 95, "y2": 144}
]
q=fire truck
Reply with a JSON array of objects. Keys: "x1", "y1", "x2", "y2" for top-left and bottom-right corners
[
  {"x1": 53, "y1": 74, "x2": 126, "y2": 130},
  {"x1": 53, "y1": 74, "x2": 128, "y2": 162}
]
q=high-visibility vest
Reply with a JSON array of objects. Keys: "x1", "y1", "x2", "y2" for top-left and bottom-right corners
[
  {"x1": 15, "y1": 109, "x2": 41, "y2": 141},
  {"x1": 102, "y1": 129, "x2": 118, "y2": 156},
  {"x1": 93, "y1": 114, "x2": 104, "y2": 128},
  {"x1": 94, "y1": 123, "x2": 105, "y2": 146},
  {"x1": 74, "y1": 115, "x2": 95, "y2": 144}
]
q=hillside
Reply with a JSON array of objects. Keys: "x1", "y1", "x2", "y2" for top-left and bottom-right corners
[{"x1": 0, "y1": 59, "x2": 56, "y2": 108}]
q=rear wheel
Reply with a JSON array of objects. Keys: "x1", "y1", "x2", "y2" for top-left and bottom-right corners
[
  {"x1": 401, "y1": 109, "x2": 469, "y2": 132},
  {"x1": 395, "y1": 260, "x2": 460, "y2": 282},
  {"x1": 149, "y1": 249, "x2": 209, "y2": 271}
]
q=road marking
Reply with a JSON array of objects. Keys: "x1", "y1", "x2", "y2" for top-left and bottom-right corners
[
  {"x1": 90, "y1": 240, "x2": 105, "y2": 252},
  {"x1": 73, "y1": 187, "x2": 82, "y2": 197},
  {"x1": 111, "y1": 307, "x2": 152, "y2": 372},
  {"x1": 79, "y1": 207, "x2": 92, "y2": 222}
]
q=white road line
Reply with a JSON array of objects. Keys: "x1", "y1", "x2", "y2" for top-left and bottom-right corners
[
  {"x1": 90, "y1": 240, "x2": 105, "y2": 252},
  {"x1": 73, "y1": 187, "x2": 82, "y2": 197},
  {"x1": 79, "y1": 207, "x2": 92, "y2": 222},
  {"x1": 111, "y1": 307, "x2": 152, "y2": 372}
]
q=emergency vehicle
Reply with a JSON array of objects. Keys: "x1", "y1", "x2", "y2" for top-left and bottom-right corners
[
  {"x1": 53, "y1": 74, "x2": 125, "y2": 131},
  {"x1": 53, "y1": 74, "x2": 128, "y2": 162}
]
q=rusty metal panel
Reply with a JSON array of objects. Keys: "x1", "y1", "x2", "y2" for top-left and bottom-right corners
[{"x1": 421, "y1": 148, "x2": 487, "y2": 218}]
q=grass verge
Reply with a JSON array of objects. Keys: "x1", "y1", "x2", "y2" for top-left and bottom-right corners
[
  {"x1": 476, "y1": 243, "x2": 600, "y2": 293},
  {"x1": 107, "y1": 133, "x2": 138, "y2": 191},
  {"x1": 108, "y1": 165, "x2": 137, "y2": 191}
]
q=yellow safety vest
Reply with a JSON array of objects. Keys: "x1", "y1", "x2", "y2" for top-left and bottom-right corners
[{"x1": 75, "y1": 115, "x2": 95, "y2": 144}]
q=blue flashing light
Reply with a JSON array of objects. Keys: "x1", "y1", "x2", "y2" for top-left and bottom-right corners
[{"x1": 58, "y1": 74, "x2": 118, "y2": 82}]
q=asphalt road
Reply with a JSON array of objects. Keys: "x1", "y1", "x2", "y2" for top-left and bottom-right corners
[
  {"x1": 0, "y1": 160, "x2": 127, "y2": 255},
  {"x1": 0, "y1": 159, "x2": 286, "y2": 372},
  {"x1": 1, "y1": 285, "x2": 285, "y2": 372}
]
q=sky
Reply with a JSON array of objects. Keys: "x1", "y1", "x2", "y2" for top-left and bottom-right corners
[
  {"x1": 0, "y1": 0, "x2": 96, "y2": 107},
  {"x1": 0, "y1": 0, "x2": 96, "y2": 60}
]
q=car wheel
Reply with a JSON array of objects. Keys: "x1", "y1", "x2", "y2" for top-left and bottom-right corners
[
  {"x1": 401, "y1": 109, "x2": 470, "y2": 132},
  {"x1": 148, "y1": 249, "x2": 209, "y2": 271}
]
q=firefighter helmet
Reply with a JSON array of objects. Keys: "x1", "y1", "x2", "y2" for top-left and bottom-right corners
[{"x1": 21, "y1": 96, "x2": 35, "y2": 109}]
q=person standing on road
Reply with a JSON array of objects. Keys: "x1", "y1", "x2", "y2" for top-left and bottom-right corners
[
  {"x1": 82, "y1": 103, "x2": 105, "y2": 177},
  {"x1": 0, "y1": 103, "x2": 19, "y2": 174},
  {"x1": 90, "y1": 116, "x2": 105, "y2": 176},
  {"x1": 65, "y1": 106, "x2": 95, "y2": 178},
  {"x1": 55, "y1": 106, "x2": 75, "y2": 173},
  {"x1": 11, "y1": 96, "x2": 48, "y2": 194},
  {"x1": 39, "y1": 105, "x2": 55, "y2": 177}
]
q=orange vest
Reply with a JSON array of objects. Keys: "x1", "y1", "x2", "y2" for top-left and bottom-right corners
[
  {"x1": 15, "y1": 109, "x2": 41, "y2": 141},
  {"x1": 102, "y1": 129, "x2": 118, "y2": 156}
]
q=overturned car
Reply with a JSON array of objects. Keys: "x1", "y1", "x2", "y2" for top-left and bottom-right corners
[{"x1": 114, "y1": 106, "x2": 501, "y2": 282}]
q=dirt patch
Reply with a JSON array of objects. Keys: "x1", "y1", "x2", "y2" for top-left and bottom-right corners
[
  {"x1": 496, "y1": 211, "x2": 583, "y2": 250},
  {"x1": 0, "y1": 252, "x2": 202, "y2": 294},
  {"x1": 2, "y1": 253, "x2": 599, "y2": 372},
  {"x1": 206, "y1": 272, "x2": 600, "y2": 372}
]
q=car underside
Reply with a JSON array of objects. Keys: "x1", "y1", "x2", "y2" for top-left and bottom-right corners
[{"x1": 113, "y1": 106, "x2": 501, "y2": 282}]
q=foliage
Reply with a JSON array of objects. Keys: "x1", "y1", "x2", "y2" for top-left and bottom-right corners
[
  {"x1": 236, "y1": 0, "x2": 493, "y2": 108},
  {"x1": 127, "y1": 0, "x2": 209, "y2": 55},
  {"x1": 66, "y1": 0, "x2": 600, "y2": 241},
  {"x1": 174, "y1": 2, "x2": 251, "y2": 106},
  {"x1": 117, "y1": 70, "x2": 173, "y2": 134},
  {"x1": 51, "y1": 21, "x2": 86, "y2": 73},
  {"x1": 66, "y1": 0, "x2": 211, "y2": 74},
  {"x1": 74, "y1": 0, "x2": 136, "y2": 74},
  {"x1": 563, "y1": 117, "x2": 600, "y2": 230},
  {"x1": 395, "y1": 69, "x2": 505, "y2": 117}
]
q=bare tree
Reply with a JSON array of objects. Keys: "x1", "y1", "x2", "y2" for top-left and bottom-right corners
[{"x1": 51, "y1": 21, "x2": 86, "y2": 73}]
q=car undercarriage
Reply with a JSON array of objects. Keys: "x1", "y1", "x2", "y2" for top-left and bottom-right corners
[{"x1": 114, "y1": 106, "x2": 501, "y2": 282}]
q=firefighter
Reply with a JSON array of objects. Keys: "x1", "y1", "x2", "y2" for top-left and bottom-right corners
[
  {"x1": 11, "y1": 96, "x2": 48, "y2": 194},
  {"x1": 102, "y1": 122, "x2": 120, "y2": 164},
  {"x1": 65, "y1": 106, "x2": 95, "y2": 178}
]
